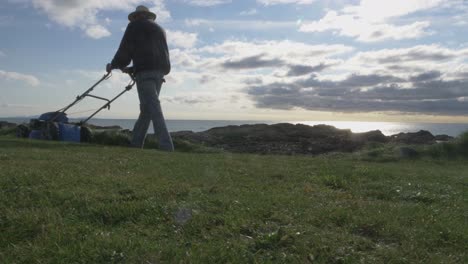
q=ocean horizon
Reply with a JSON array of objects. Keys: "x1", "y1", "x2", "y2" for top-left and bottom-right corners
[{"x1": 2, "y1": 117, "x2": 468, "y2": 137}]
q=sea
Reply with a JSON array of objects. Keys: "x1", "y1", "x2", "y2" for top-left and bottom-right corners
[{"x1": 2, "y1": 118, "x2": 468, "y2": 137}]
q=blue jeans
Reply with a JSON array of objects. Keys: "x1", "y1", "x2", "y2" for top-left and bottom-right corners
[{"x1": 131, "y1": 70, "x2": 174, "y2": 151}]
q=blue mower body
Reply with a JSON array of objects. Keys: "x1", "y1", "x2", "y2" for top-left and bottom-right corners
[{"x1": 28, "y1": 112, "x2": 81, "y2": 143}]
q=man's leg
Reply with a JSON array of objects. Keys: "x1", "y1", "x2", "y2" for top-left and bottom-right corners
[
  {"x1": 132, "y1": 71, "x2": 174, "y2": 151},
  {"x1": 130, "y1": 105, "x2": 151, "y2": 148},
  {"x1": 150, "y1": 72, "x2": 174, "y2": 151},
  {"x1": 130, "y1": 76, "x2": 152, "y2": 148}
]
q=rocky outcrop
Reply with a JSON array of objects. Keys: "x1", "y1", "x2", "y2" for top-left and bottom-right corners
[
  {"x1": 390, "y1": 130, "x2": 436, "y2": 144},
  {"x1": 435, "y1": 134, "x2": 454, "y2": 141},
  {"x1": 171, "y1": 124, "x2": 455, "y2": 155},
  {"x1": 0, "y1": 121, "x2": 16, "y2": 129},
  {"x1": 172, "y1": 123, "x2": 389, "y2": 155}
]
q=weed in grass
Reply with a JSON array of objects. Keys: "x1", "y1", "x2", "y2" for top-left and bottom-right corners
[{"x1": 321, "y1": 174, "x2": 348, "y2": 190}]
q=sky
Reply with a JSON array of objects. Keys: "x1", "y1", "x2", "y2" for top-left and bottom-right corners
[{"x1": 1, "y1": 0, "x2": 468, "y2": 122}]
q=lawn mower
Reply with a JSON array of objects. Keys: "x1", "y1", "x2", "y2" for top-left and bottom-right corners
[{"x1": 17, "y1": 68, "x2": 136, "y2": 143}]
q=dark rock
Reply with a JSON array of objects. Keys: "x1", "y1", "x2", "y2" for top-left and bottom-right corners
[
  {"x1": 434, "y1": 134, "x2": 454, "y2": 141},
  {"x1": 390, "y1": 130, "x2": 436, "y2": 144},
  {"x1": 352, "y1": 130, "x2": 388, "y2": 143},
  {"x1": 0, "y1": 121, "x2": 17, "y2": 129},
  {"x1": 171, "y1": 124, "x2": 451, "y2": 155},
  {"x1": 171, "y1": 123, "x2": 382, "y2": 155}
]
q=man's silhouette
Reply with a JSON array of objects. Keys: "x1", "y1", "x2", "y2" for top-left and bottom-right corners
[{"x1": 107, "y1": 5, "x2": 174, "y2": 151}]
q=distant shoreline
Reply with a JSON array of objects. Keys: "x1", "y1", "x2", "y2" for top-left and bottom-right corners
[{"x1": 1, "y1": 118, "x2": 468, "y2": 137}]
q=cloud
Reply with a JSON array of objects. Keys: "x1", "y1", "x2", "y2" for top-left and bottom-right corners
[
  {"x1": 246, "y1": 69, "x2": 468, "y2": 115},
  {"x1": 299, "y1": 0, "x2": 444, "y2": 42},
  {"x1": 166, "y1": 95, "x2": 217, "y2": 105},
  {"x1": 300, "y1": 11, "x2": 431, "y2": 42},
  {"x1": 257, "y1": 0, "x2": 315, "y2": 5},
  {"x1": 191, "y1": 40, "x2": 351, "y2": 75},
  {"x1": 0, "y1": 70, "x2": 40, "y2": 86},
  {"x1": 166, "y1": 40, "x2": 352, "y2": 98},
  {"x1": 183, "y1": 0, "x2": 231, "y2": 6},
  {"x1": 198, "y1": 40, "x2": 352, "y2": 60},
  {"x1": 222, "y1": 54, "x2": 284, "y2": 70},
  {"x1": 219, "y1": 55, "x2": 334, "y2": 76},
  {"x1": 149, "y1": 0, "x2": 171, "y2": 22},
  {"x1": 166, "y1": 30, "x2": 198, "y2": 49},
  {"x1": 157, "y1": 40, "x2": 353, "y2": 97},
  {"x1": 240, "y1": 8, "x2": 257, "y2": 16},
  {"x1": 409, "y1": 70, "x2": 442, "y2": 82},
  {"x1": 199, "y1": 74, "x2": 217, "y2": 84},
  {"x1": 287, "y1": 63, "x2": 332, "y2": 76},
  {"x1": 85, "y1": 24, "x2": 111, "y2": 39},
  {"x1": 352, "y1": 45, "x2": 463, "y2": 65},
  {"x1": 0, "y1": 50, "x2": 5, "y2": 57},
  {"x1": 170, "y1": 48, "x2": 202, "y2": 68},
  {"x1": 185, "y1": 18, "x2": 297, "y2": 31},
  {"x1": 13, "y1": 0, "x2": 171, "y2": 39},
  {"x1": 342, "y1": 0, "x2": 444, "y2": 22}
]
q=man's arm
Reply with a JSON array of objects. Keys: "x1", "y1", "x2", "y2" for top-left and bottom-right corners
[{"x1": 109, "y1": 23, "x2": 134, "y2": 71}]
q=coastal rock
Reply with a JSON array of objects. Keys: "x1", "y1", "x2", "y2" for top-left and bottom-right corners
[
  {"x1": 390, "y1": 130, "x2": 436, "y2": 144},
  {"x1": 172, "y1": 123, "x2": 385, "y2": 155},
  {"x1": 352, "y1": 130, "x2": 388, "y2": 143},
  {"x1": 0, "y1": 121, "x2": 17, "y2": 129},
  {"x1": 434, "y1": 134, "x2": 454, "y2": 141},
  {"x1": 171, "y1": 124, "x2": 453, "y2": 155}
]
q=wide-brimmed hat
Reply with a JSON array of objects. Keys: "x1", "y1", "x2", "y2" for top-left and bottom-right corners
[{"x1": 128, "y1": 5, "x2": 156, "y2": 21}]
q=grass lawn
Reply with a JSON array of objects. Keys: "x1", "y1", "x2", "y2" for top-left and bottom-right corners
[{"x1": 0, "y1": 137, "x2": 466, "y2": 263}]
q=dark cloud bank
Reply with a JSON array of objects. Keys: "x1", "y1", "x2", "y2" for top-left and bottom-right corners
[
  {"x1": 216, "y1": 48, "x2": 468, "y2": 116},
  {"x1": 221, "y1": 53, "x2": 332, "y2": 77},
  {"x1": 246, "y1": 71, "x2": 468, "y2": 115}
]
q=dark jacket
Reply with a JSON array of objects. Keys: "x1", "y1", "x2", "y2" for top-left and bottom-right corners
[{"x1": 111, "y1": 19, "x2": 171, "y2": 75}]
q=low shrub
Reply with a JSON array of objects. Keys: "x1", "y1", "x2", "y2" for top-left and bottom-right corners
[
  {"x1": 425, "y1": 130, "x2": 468, "y2": 159},
  {"x1": 458, "y1": 131, "x2": 468, "y2": 157},
  {"x1": 0, "y1": 127, "x2": 16, "y2": 136},
  {"x1": 89, "y1": 130, "x2": 131, "y2": 146}
]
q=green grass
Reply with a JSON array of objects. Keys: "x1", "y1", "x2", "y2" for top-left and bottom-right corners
[{"x1": 0, "y1": 137, "x2": 467, "y2": 263}]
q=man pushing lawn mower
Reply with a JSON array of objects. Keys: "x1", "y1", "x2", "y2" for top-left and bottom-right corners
[{"x1": 107, "y1": 5, "x2": 174, "y2": 151}]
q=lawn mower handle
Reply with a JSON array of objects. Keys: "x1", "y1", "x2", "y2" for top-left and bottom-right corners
[
  {"x1": 79, "y1": 70, "x2": 136, "y2": 125},
  {"x1": 50, "y1": 72, "x2": 112, "y2": 122}
]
